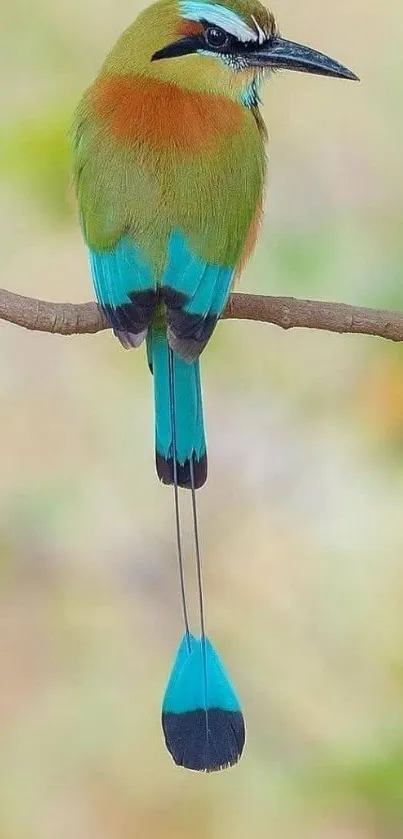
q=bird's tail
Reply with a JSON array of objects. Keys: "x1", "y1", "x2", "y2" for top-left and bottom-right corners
[
  {"x1": 162, "y1": 634, "x2": 245, "y2": 772},
  {"x1": 148, "y1": 325, "x2": 245, "y2": 772},
  {"x1": 147, "y1": 326, "x2": 207, "y2": 490}
]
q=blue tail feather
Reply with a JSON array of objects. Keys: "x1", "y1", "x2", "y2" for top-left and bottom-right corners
[
  {"x1": 147, "y1": 327, "x2": 207, "y2": 489},
  {"x1": 162, "y1": 635, "x2": 245, "y2": 772},
  {"x1": 162, "y1": 633, "x2": 196, "y2": 697}
]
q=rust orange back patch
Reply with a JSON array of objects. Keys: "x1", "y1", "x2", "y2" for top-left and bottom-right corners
[{"x1": 91, "y1": 74, "x2": 244, "y2": 153}]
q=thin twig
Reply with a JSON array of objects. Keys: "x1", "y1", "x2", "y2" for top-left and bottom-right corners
[{"x1": 0, "y1": 287, "x2": 402, "y2": 342}]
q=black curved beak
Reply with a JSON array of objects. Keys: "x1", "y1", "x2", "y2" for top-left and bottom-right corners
[{"x1": 247, "y1": 36, "x2": 359, "y2": 81}]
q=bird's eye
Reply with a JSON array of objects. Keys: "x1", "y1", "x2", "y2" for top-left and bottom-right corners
[{"x1": 204, "y1": 26, "x2": 229, "y2": 49}]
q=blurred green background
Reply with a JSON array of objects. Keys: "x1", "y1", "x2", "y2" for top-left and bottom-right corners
[{"x1": 2, "y1": 0, "x2": 403, "y2": 836}]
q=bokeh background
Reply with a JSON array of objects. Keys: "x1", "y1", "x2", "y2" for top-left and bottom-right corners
[{"x1": 1, "y1": 0, "x2": 403, "y2": 836}]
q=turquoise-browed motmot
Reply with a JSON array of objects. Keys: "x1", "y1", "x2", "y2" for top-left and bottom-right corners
[{"x1": 72, "y1": 0, "x2": 358, "y2": 772}]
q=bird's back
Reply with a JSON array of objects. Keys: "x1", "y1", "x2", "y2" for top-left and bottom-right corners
[{"x1": 73, "y1": 72, "x2": 266, "y2": 274}]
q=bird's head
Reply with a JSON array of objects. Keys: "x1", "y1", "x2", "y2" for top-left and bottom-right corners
[
  {"x1": 127, "y1": 0, "x2": 359, "y2": 102},
  {"x1": 101, "y1": 0, "x2": 358, "y2": 105}
]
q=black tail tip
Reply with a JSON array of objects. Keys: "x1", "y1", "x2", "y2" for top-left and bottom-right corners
[
  {"x1": 156, "y1": 452, "x2": 208, "y2": 489},
  {"x1": 162, "y1": 709, "x2": 246, "y2": 772}
]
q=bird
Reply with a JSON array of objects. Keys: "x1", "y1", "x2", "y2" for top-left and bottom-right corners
[{"x1": 72, "y1": 0, "x2": 358, "y2": 772}]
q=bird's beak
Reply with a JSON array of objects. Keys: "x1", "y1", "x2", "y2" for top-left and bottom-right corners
[{"x1": 246, "y1": 36, "x2": 359, "y2": 81}]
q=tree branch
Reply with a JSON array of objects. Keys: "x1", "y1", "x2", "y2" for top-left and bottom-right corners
[{"x1": 1, "y1": 286, "x2": 403, "y2": 342}]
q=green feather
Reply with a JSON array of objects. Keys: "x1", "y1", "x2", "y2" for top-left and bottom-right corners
[{"x1": 71, "y1": 0, "x2": 267, "y2": 273}]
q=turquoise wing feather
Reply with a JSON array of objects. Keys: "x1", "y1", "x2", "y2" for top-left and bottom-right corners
[
  {"x1": 89, "y1": 230, "x2": 234, "y2": 357},
  {"x1": 89, "y1": 239, "x2": 157, "y2": 348},
  {"x1": 162, "y1": 232, "x2": 235, "y2": 361}
]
